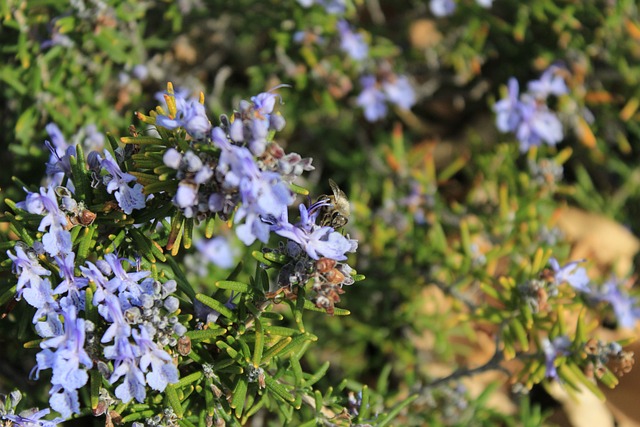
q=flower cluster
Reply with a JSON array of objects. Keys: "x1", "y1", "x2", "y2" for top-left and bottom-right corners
[
  {"x1": 494, "y1": 67, "x2": 568, "y2": 152},
  {"x1": 293, "y1": 4, "x2": 416, "y2": 121},
  {"x1": 0, "y1": 390, "x2": 64, "y2": 427},
  {"x1": 6, "y1": 236, "x2": 182, "y2": 419},
  {"x1": 157, "y1": 86, "x2": 313, "y2": 248},
  {"x1": 262, "y1": 199, "x2": 358, "y2": 314}
]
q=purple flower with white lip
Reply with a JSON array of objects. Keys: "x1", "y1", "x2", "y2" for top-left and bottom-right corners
[
  {"x1": 514, "y1": 97, "x2": 564, "y2": 151},
  {"x1": 494, "y1": 78, "x2": 522, "y2": 134},
  {"x1": 133, "y1": 326, "x2": 179, "y2": 391},
  {"x1": 430, "y1": 0, "x2": 456, "y2": 17},
  {"x1": 213, "y1": 130, "x2": 294, "y2": 245},
  {"x1": 4, "y1": 408, "x2": 64, "y2": 427},
  {"x1": 337, "y1": 20, "x2": 368, "y2": 61},
  {"x1": 494, "y1": 74, "x2": 566, "y2": 152},
  {"x1": 549, "y1": 258, "x2": 590, "y2": 292},
  {"x1": 23, "y1": 278, "x2": 59, "y2": 324},
  {"x1": 7, "y1": 245, "x2": 51, "y2": 298},
  {"x1": 156, "y1": 98, "x2": 211, "y2": 140},
  {"x1": 20, "y1": 185, "x2": 71, "y2": 258},
  {"x1": 270, "y1": 201, "x2": 358, "y2": 261},
  {"x1": 52, "y1": 252, "x2": 88, "y2": 298},
  {"x1": 34, "y1": 303, "x2": 92, "y2": 418},
  {"x1": 597, "y1": 278, "x2": 640, "y2": 328},
  {"x1": 100, "y1": 150, "x2": 146, "y2": 215},
  {"x1": 528, "y1": 66, "x2": 568, "y2": 98},
  {"x1": 542, "y1": 335, "x2": 571, "y2": 379},
  {"x1": 44, "y1": 123, "x2": 75, "y2": 183},
  {"x1": 297, "y1": 0, "x2": 346, "y2": 14},
  {"x1": 103, "y1": 253, "x2": 151, "y2": 307},
  {"x1": 196, "y1": 236, "x2": 239, "y2": 269},
  {"x1": 382, "y1": 75, "x2": 416, "y2": 110},
  {"x1": 357, "y1": 76, "x2": 388, "y2": 122}
]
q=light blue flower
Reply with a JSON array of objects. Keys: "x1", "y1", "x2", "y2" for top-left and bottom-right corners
[
  {"x1": 357, "y1": 76, "x2": 387, "y2": 122},
  {"x1": 196, "y1": 236, "x2": 239, "y2": 269},
  {"x1": 100, "y1": 150, "x2": 146, "y2": 215},
  {"x1": 35, "y1": 303, "x2": 92, "y2": 418},
  {"x1": 133, "y1": 326, "x2": 179, "y2": 391},
  {"x1": 7, "y1": 245, "x2": 51, "y2": 298},
  {"x1": 542, "y1": 335, "x2": 571, "y2": 379},
  {"x1": 549, "y1": 258, "x2": 590, "y2": 292},
  {"x1": 382, "y1": 75, "x2": 416, "y2": 110},
  {"x1": 527, "y1": 66, "x2": 568, "y2": 98},
  {"x1": 597, "y1": 278, "x2": 640, "y2": 329},
  {"x1": 337, "y1": 20, "x2": 368, "y2": 61},
  {"x1": 4, "y1": 407, "x2": 64, "y2": 427},
  {"x1": 156, "y1": 98, "x2": 211, "y2": 140},
  {"x1": 430, "y1": 0, "x2": 456, "y2": 17},
  {"x1": 270, "y1": 202, "x2": 358, "y2": 261}
]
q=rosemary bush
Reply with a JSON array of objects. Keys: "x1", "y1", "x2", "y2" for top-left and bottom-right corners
[{"x1": 2, "y1": 0, "x2": 640, "y2": 426}]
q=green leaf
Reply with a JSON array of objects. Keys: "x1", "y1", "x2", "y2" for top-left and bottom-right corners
[
  {"x1": 185, "y1": 328, "x2": 227, "y2": 343},
  {"x1": 121, "y1": 136, "x2": 164, "y2": 145},
  {"x1": 216, "y1": 280, "x2": 251, "y2": 293},
  {"x1": 196, "y1": 294, "x2": 236, "y2": 321},
  {"x1": 264, "y1": 375, "x2": 295, "y2": 403},
  {"x1": 166, "y1": 384, "x2": 184, "y2": 418},
  {"x1": 302, "y1": 299, "x2": 350, "y2": 316},
  {"x1": 231, "y1": 378, "x2": 248, "y2": 417},
  {"x1": 376, "y1": 394, "x2": 419, "y2": 426},
  {"x1": 261, "y1": 337, "x2": 292, "y2": 364},
  {"x1": 176, "y1": 371, "x2": 204, "y2": 388},
  {"x1": 253, "y1": 318, "x2": 265, "y2": 367}
]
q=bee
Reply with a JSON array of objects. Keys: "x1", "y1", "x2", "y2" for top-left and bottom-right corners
[
  {"x1": 315, "y1": 257, "x2": 346, "y2": 285},
  {"x1": 318, "y1": 179, "x2": 350, "y2": 229}
]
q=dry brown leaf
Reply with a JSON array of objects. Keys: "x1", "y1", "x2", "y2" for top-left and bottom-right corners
[{"x1": 409, "y1": 19, "x2": 442, "y2": 50}]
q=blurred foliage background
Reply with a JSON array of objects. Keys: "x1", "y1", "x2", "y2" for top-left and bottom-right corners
[{"x1": 2, "y1": 0, "x2": 640, "y2": 425}]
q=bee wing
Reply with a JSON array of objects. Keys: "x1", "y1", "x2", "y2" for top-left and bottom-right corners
[{"x1": 328, "y1": 179, "x2": 350, "y2": 215}]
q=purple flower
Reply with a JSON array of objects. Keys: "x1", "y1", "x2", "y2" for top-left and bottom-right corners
[
  {"x1": 527, "y1": 66, "x2": 568, "y2": 98},
  {"x1": 196, "y1": 236, "x2": 239, "y2": 269},
  {"x1": 22, "y1": 278, "x2": 59, "y2": 323},
  {"x1": 542, "y1": 335, "x2": 571, "y2": 379},
  {"x1": 4, "y1": 408, "x2": 64, "y2": 427},
  {"x1": 133, "y1": 326, "x2": 179, "y2": 391},
  {"x1": 103, "y1": 254, "x2": 151, "y2": 307},
  {"x1": 494, "y1": 78, "x2": 522, "y2": 134},
  {"x1": 382, "y1": 75, "x2": 416, "y2": 110},
  {"x1": 34, "y1": 303, "x2": 92, "y2": 418},
  {"x1": 549, "y1": 258, "x2": 590, "y2": 292},
  {"x1": 270, "y1": 202, "x2": 358, "y2": 261},
  {"x1": 156, "y1": 97, "x2": 211, "y2": 140},
  {"x1": 357, "y1": 76, "x2": 388, "y2": 122},
  {"x1": 337, "y1": 20, "x2": 368, "y2": 61},
  {"x1": 7, "y1": 245, "x2": 51, "y2": 299},
  {"x1": 213, "y1": 132, "x2": 294, "y2": 245},
  {"x1": 597, "y1": 278, "x2": 640, "y2": 328},
  {"x1": 494, "y1": 75, "x2": 565, "y2": 152},
  {"x1": 297, "y1": 0, "x2": 346, "y2": 14},
  {"x1": 100, "y1": 150, "x2": 146, "y2": 215},
  {"x1": 52, "y1": 252, "x2": 88, "y2": 298},
  {"x1": 514, "y1": 97, "x2": 564, "y2": 151},
  {"x1": 358, "y1": 73, "x2": 415, "y2": 121},
  {"x1": 430, "y1": 0, "x2": 456, "y2": 17}
]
